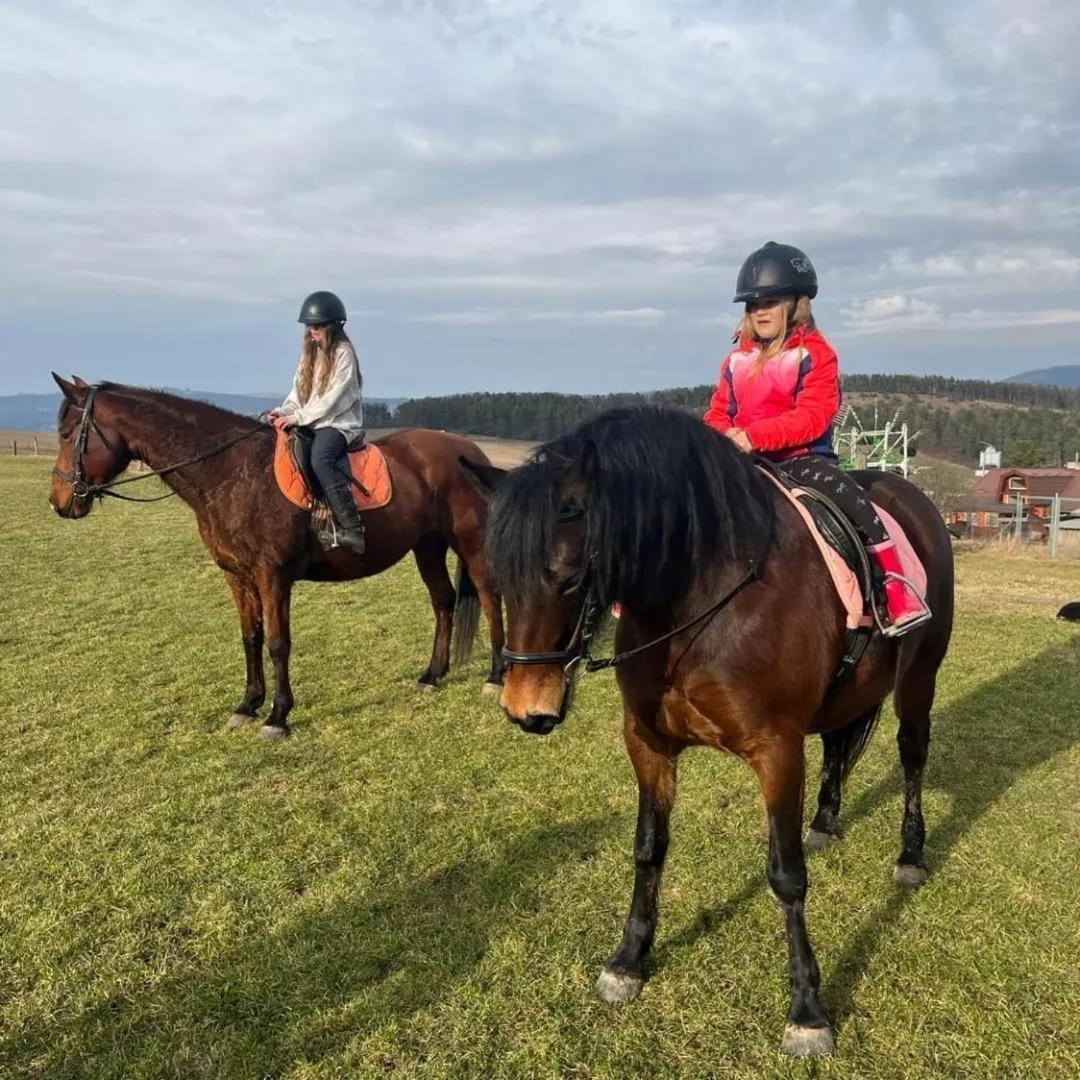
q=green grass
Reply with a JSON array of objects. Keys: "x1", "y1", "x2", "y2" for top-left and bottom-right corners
[{"x1": 2, "y1": 457, "x2": 1078, "y2": 1078}]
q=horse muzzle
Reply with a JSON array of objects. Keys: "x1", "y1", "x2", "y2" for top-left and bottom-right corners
[
  {"x1": 507, "y1": 710, "x2": 565, "y2": 736},
  {"x1": 49, "y1": 491, "x2": 91, "y2": 519},
  {"x1": 498, "y1": 663, "x2": 570, "y2": 733}
]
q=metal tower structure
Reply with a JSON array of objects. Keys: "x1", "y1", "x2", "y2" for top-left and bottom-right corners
[{"x1": 836, "y1": 403, "x2": 916, "y2": 477}]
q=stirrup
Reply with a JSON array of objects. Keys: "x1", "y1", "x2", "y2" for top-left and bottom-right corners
[
  {"x1": 317, "y1": 516, "x2": 365, "y2": 555},
  {"x1": 878, "y1": 572, "x2": 932, "y2": 638}
]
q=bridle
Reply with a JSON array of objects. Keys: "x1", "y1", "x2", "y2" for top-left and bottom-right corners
[
  {"x1": 501, "y1": 507, "x2": 765, "y2": 680},
  {"x1": 52, "y1": 384, "x2": 264, "y2": 505},
  {"x1": 52, "y1": 386, "x2": 122, "y2": 501}
]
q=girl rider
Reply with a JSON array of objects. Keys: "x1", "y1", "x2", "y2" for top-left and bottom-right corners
[
  {"x1": 704, "y1": 242, "x2": 929, "y2": 636},
  {"x1": 268, "y1": 290, "x2": 367, "y2": 557}
]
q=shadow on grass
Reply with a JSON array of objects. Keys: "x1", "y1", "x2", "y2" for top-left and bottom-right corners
[
  {"x1": 655, "y1": 636, "x2": 1080, "y2": 1029},
  {"x1": 2, "y1": 815, "x2": 615, "y2": 1077}
]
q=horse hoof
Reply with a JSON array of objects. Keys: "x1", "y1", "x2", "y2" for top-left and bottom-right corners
[
  {"x1": 781, "y1": 1024, "x2": 835, "y2": 1058},
  {"x1": 596, "y1": 969, "x2": 643, "y2": 1004},
  {"x1": 894, "y1": 863, "x2": 928, "y2": 888},
  {"x1": 418, "y1": 682, "x2": 439, "y2": 694},
  {"x1": 226, "y1": 713, "x2": 254, "y2": 731},
  {"x1": 258, "y1": 724, "x2": 289, "y2": 742},
  {"x1": 481, "y1": 681, "x2": 501, "y2": 698},
  {"x1": 805, "y1": 828, "x2": 839, "y2": 851}
]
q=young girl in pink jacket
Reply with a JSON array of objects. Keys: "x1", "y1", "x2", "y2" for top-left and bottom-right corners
[{"x1": 705, "y1": 242, "x2": 928, "y2": 636}]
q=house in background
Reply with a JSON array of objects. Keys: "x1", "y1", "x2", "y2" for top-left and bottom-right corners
[{"x1": 949, "y1": 468, "x2": 1080, "y2": 539}]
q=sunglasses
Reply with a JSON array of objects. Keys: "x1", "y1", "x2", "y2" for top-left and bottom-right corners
[{"x1": 746, "y1": 298, "x2": 784, "y2": 313}]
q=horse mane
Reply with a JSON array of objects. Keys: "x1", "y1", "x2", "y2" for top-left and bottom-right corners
[
  {"x1": 486, "y1": 406, "x2": 775, "y2": 609},
  {"x1": 93, "y1": 383, "x2": 266, "y2": 432}
]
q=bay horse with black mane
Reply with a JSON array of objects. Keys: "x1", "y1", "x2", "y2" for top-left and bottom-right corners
[
  {"x1": 49, "y1": 375, "x2": 504, "y2": 739},
  {"x1": 462, "y1": 405, "x2": 953, "y2": 1058}
]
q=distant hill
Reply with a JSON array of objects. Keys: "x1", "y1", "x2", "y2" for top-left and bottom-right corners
[
  {"x1": 0, "y1": 389, "x2": 405, "y2": 431},
  {"x1": 1006, "y1": 365, "x2": 1080, "y2": 389},
  {"x1": 393, "y1": 375, "x2": 1080, "y2": 467}
]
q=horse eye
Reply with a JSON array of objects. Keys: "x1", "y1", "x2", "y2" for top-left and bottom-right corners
[{"x1": 557, "y1": 573, "x2": 584, "y2": 597}]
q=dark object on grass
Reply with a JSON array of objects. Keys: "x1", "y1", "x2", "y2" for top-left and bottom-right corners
[{"x1": 1057, "y1": 602, "x2": 1080, "y2": 621}]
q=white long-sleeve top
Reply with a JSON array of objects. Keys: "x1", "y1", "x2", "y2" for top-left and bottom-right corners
[{"x1": 278, "y1": 341, "x2": 364, "y2": 441}]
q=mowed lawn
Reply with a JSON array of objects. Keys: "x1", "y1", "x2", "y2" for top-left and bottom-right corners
[{"x1": 1, "y1": 456, "x2": 1078, "y2": 1079}]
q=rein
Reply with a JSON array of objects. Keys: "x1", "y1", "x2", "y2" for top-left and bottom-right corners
[
  {"x1": 52, "y1": 385, "x2": 265, "y2": 504},
  {"x1": 501, "y1": 506, "x2": 765, "y2": 679}
]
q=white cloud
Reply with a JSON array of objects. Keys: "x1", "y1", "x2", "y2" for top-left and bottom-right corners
[
  {"x1": 414, "y1": 306, "x2": 668, "y2": 326},
  {"x1": 842, "y1": 294, "x2": 1080, "y2": 335},
  {"x1": 525, "y1": 308, "x2": 669, "y2": 326},
  {"x1": 413, "y1": 308, "x2": 508, "y2": 325},
  {"x1": 843, "y1": 295, "x2": 943, "y2": 331}
]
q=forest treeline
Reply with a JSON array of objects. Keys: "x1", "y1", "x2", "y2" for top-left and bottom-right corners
[{"x1": 390, "y1": 374, "x2": 1080, "y2": 466}]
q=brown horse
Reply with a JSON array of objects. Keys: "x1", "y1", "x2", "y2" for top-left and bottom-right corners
[
  {"x1": 463, "y1": 405, "x2": 954, "y2": 1059},
  {"x1": 49, "y1": 375, "x2": 504, "y2": 738}
]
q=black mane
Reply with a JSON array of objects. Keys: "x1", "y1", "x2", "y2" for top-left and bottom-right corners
[{"x1": 486, "y1": 406, "x2": 775, "y2": 609}]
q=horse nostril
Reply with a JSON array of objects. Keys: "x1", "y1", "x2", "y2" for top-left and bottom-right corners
[{"x1": 520, "y1": 713, "x2": 560, "y2": 736}]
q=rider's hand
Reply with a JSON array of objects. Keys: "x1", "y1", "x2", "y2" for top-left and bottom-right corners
[
  {"x1": 269, "y1": 412, "x2": 293, "y2": 433},
  {"x1": 726, "y1": 428, "x2": 753, "y2": 453}
]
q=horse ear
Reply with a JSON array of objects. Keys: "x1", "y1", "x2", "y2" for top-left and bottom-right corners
[
  {"x1": 72, "y1": 375, "x2": 90, "y2": 388},
  {"x1": 459, "y1": 456, "x2": 505, "y2": 498},
  {"x1": 52, "y1": 372, "x2": 87, "y2": 404}
]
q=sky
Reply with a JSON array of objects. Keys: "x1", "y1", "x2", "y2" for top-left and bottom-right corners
[{"x1": 1, "y1": 0, "x2": 1078, "y2": 398}]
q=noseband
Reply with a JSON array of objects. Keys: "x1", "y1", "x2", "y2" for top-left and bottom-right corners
[{"x1": 501, "y1": 506, "x2": 764, "y2": 679}]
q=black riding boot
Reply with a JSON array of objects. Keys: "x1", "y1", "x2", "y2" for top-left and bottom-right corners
[{"x1": 319, "y1": 482, "x2": 366, "y2": 556}]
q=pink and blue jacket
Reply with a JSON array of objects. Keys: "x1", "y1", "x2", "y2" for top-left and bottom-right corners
[{"x1": 703, "y1": 325, "x2": 840, "y2": 461}]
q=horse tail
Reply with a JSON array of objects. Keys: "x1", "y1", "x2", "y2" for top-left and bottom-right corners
[
  {"x1": 836, "y1": 704, "x2": 884, "y2": 780},
  {"x1": 452, "y1": 558, "x2": 481, "y2": 669}
]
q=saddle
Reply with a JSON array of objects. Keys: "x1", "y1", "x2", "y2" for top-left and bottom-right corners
[
  {"x1": 755, "y1": 460, "x2": 928, "y2": 689},
  {"x1": 273, "y1": 430, "x2": 393, "y2": 512}
]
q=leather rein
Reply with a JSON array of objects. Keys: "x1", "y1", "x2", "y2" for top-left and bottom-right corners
[
  {"x1": 51, "y1": 385, "x2": 264, "y2": 505},
  {"x1": 500, "y1": 507, "x2": 765, "y2": 680}
]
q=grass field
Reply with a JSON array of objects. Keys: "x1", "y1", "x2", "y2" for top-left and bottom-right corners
[{"x1": 2, "y1": 456, "x2": 1078, "y2": 1079}]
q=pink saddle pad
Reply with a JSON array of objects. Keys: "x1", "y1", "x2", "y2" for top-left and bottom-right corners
[{"x1": 762, "y1": 472, "x2": 928, "y2": 630}]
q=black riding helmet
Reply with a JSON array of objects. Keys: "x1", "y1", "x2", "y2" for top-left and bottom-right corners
[
  {"x1": 297, "y1": 290, "x2": 347, "y2": 325},
  {"x1": 733, "y1": 242, "x2": 818, "y2": 303}
]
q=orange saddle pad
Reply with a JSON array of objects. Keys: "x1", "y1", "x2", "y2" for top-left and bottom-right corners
[{"x1": 274, "y1": 432, "x2": 392, "y2": 512}]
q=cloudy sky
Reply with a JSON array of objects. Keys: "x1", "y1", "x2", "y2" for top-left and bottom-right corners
[{"x1": 1, "y1": 0, "x2": 1078, "y2": 397}]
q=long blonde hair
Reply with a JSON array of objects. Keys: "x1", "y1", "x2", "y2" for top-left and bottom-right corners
[
  {"x1": 737, "y1": 295, "x2": 815, "y2": 372},
  {"x1": 295, "y1": 324, "x2": 354, "y2": 404}
]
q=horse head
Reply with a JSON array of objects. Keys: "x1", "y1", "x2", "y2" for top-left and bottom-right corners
[
  {"x1": 49, "y1": 374, "x2": 132, "y2": 519},
  {"x1": 462, "y1": 445, "x2": 599, "y2": 735}
]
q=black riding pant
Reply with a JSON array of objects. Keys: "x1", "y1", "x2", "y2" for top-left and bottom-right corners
[
  {"x1": 778, "y1": 454, "x2": 889, "y2": 547},
  {"x1": 307, "y1": 427, "x2": 349, "y2": 495}
]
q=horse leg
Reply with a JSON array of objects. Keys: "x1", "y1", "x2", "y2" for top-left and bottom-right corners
[
  {"x1": 414, "y1": 534, "x2": 455, "y2": 689},
  {"x1": 481, "y1": 585, "x2": 505, "y2": 692},
  {"x1": 453, "y1": 541, "x2": 504, "y2": 694},
  {"x1": 805, "y1": 729, "x2": 846, "y2": 849},
  {"x1": 806, "y1": 705, "x2": 883, "y2": 849},
  {"x1": 749, "y1": 737, "x2": 834, "y2": 1058},
  {"x1": 893, "y1": 668, "x2": 936, "y2": 886},
  {"x1": 223, "y1": 571, "x2": 265, "y2": 731},
  {"x1": 472, "y1": 564, "x2": 505, "y2": 693},
  {"x1": 597, "y1": 714, "x2": 677, "y2": 1004},
  {"x1": 257, "y1": 573, "x2": 294, "y2": 740}
]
